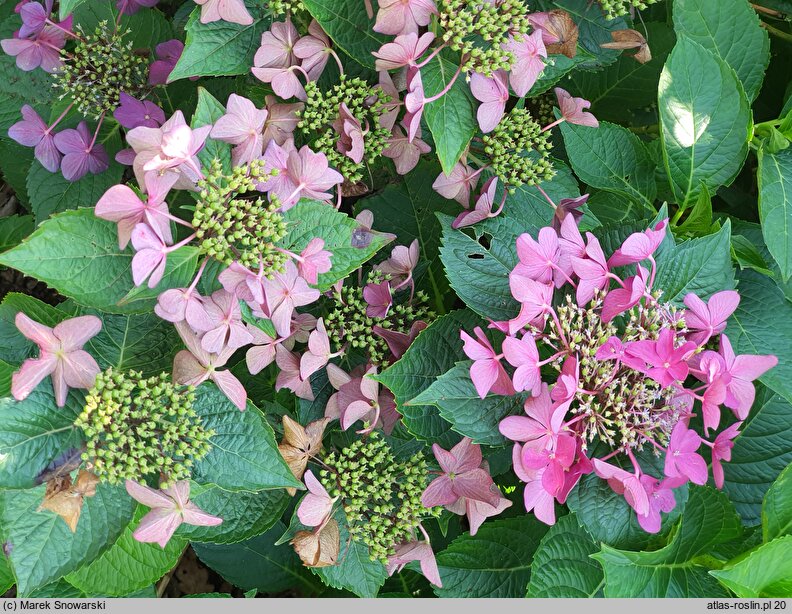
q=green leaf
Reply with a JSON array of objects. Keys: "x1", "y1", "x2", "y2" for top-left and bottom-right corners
[
  {"x1": 72, "y1": 1, "x2": 173, "y2": 50},
  {"x1": 422, "y1": 54, "x2": 477, "y2": 174},
  {"x1": 658, "y1": 36, "x2": 751, "y2": 209},
  {"x1": 560, "y1": 120, "x2": 657, "y2": 209},
  {"x1": 192, "y1": 88, "x2": 232, "y2": 171},
  {"x1": 27, "y1": 161, "x2": 123, "y2": 227},
  {"x1": 722, "y1": 386, "x2": 792, "y2": 526},
  {"x1": 438, "y1": 213, "x2": 516, "y2": 322},
  {"x1": 592, "y1": 487, "x2": 741, "y2": 597},
  {"x1": 169, "y1": 3, "x2": 270, "y2": 81},
  {"x1": 732, "y1": 234, "x2": 774, "y2": 277},
  {"x1": 711, "y1": 536, "x2": 792, "y2": 597},
  {"x1": 282, "y1": 199, "x2": 392, "y2": 290},
  {"x1": 676, "y1": 186, "x2": 714, "y2": 236},
  {"x1": 0, "y1": 215, "x2": 33, "y2": 253},
  {"x1": 377, "y1": 310, "x2": 481, "y2": 447},
  {"x1": 59, "y1": 0, "x2": 89, "y2": 19},
  {"x1": 0, "y1": 388, "x2": 85, "y2": 489},
  {"x1": 176, "y1": 483, "x2": 290, "y2": 544},
  {"x1": 1, "y1": 483, "x2": 135, "y2": 596},
  {"x1": 758, "y1": 147, "x2": 792, "y2": 281},
  {"x1": 763, "y1": 462, "x2": 792, "y2": 542},
  {"x1": 301, "y1": 0, "x2": 386, "y2": 70},
  {"x1": 0, "y1": 358, "x2": 12, "y2": 397},
  {"x1": 410, "y1": 361, "x2": 523, "y2": 446},
  {"x1": 355, "y1": 160, "x2": 458, "y2": 312},
  {"x1": 116, "y1": 246, "x2": 201, "y2": 312},
  {"x1": 725, "y1": 270, "x2": 792, "y2": 405},
  {"x1": 192, "y1": 383, "x2": 301, "y2": 492},
  {"x1": 194, "y1": 521, "x2": 319, "y2": 595},
  {"x1": 527, "y1": 513, "x2": 604, "y2": 598},
  {"x1": 672, "y1": 0, "x2": 770, "y2": 101},
  {"x1": 0, "y1": 209, "x2": 198, "y2": 315},
  {"x1": 654, "y1": 219, "x2": 735, "y2": 304},
  {"x1": 65, "y1": 506, "x2": 185, "y2": 597},
  {"x1": 312, "y1": 511, "x2": 388, "y2": 598},
  {"x1": 434, "y1": 515, "x2": 549, "y2": 598}
]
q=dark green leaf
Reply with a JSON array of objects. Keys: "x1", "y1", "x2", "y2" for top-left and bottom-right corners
[
  {"x1": 758, "y1": 147, "x2": 792, "y2": 281},
  {"x1": 0, "y1": 215, "x2": 33, "y2": 253},
  {"x1": 763, "y1": 462, "x2": 792, "y2": 542},
  {"x1": 710, "y1": 536, "x2": 792, "y2": 597}
]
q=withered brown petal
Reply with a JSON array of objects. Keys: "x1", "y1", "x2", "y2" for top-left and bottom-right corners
[
  {"x1": 600, "y1": 29, "x2": 651, "y2": 64},
  {"x1": 292, "y1": 520, "x2": 340, "y2": 568},
  {"x1": 544, "y1": 10, "x2": 578, "y2": 59},
  {"x1": 72, "y1": 470, "x2": 99, "y2": 498}
]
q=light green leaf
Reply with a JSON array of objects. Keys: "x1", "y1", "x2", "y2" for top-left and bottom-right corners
[
  {"x1": 282, "y1": 199, "x2": 392, "y2": 290},
  {"x1": 711, "y1": 536, "x2": 792, "y2": 597},
  {"x1": 176, "y1": 483, "x2": 290, "y2": 544},
  {"x1": 1, "y1": 483, "x2": 135, "y2": 596},
  {"x1": 0, "y1": 388, "x2": 85, "y2": 489},
  {"x1": 192, "y1": 88, "x2": 232, "y2": 171},
  {"x1": 0, "y1": 358, "x2": 12, "y2": 397},
  {"x1": 434, "y1": 515, "x2": 549, "y2": 598},
  {"x1": 763, "y1": 462, "x2": 792, "y2": 542},
  {"x1": 59, "y1": 0, "x2": 89, "y2": 19},
  {"x1": 527, "y1": 513, "x2": 604, "y2": 598},
  {"x1": 0, "y1": 209, "x2": 198, "y2": 315},
  {"x1": 169, "y1": 3, "x2": 270, "y2": 81},
  {"x1": 676, "y1": 186, "x2": 714, "y2": 236},
  {"x1": 66, "y1": 506, "x2": 186, "y2": 597},
  {"x1": 192, "y1": 383, "x2": 301, "y2": 492},
  {"x1": 725, "y1": 270, "x2": 792, "y2": 405},
  {"x1": 194, "y1": 522, "x2": 319, "y2": 595},
  {"x1": 560, "y1": 120, "x2": 657, "y2": 208},
  {"x1": 0, "y1": 215, "x2": 33, "y2": 253},
  {"x1": 422, "y1": 54, "x2": 478, "y2": 174},
  {"x1": 673, "y1": 0, "x2": 770, "y2": 101},
  {"x1": 377, "y1": 310, "x2": 481, "y2": 448},
  {"x1": 658, "y1": 37, "x2": 751, "y2": 209},
  {"x1": 758, "y1": 147, "x2": 792, "y2": 281},
  {"x1": 592, "y1": 487, "x2": 742, "y2": 597},
  {"x1": 355, "y1": 160, "x2": 458, "y2": 312},
  {"x1": 722, "y1": 386, "x2": 792, "y2": 526},
  {"x1": 410, "y1": 361, "x2": 524, "y2": 446},
  {"x1": 301, "y1": 0, "x2": 387, "y2": 70}
]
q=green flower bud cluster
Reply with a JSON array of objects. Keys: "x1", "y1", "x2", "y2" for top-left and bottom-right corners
[
  {"x1": 323, "y1": 272, "x2": 433, "y2": 366},
  {"x1": 75, "y1": 368, "x2": 214, "y2": 486},
  {"x1": 319, "y1": 433, "x2": 437, "y2": 564},
  {"x1": 438, "y1": 0, "x2": 531, "y2": 75},
  {"x1": 526, "y1": 92, "x2": 557, "y2": 128},
  {"x1": 266, "y1": 0, "x2": 305, "y2": 17},
  {"x1": 547, "y1": 293, "x2": 687, "y2": 452},
  {"x1": 298, "y1": 77, "x2": 392, "y2": 184},
  {"x1": 482, "y1": 108, "x2": 555, "y2": 190},
  {"x1": 598, "y1": 0, "x2": 659, "y2": 19},
  {"x1": 192, "y1": 158, "x2": 288, "y2": 270},
  {"x1": 54, "y1": 21, "x2": 148, "y2": 119}
]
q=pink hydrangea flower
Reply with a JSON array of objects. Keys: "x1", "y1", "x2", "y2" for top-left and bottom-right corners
[
  {"x1": 373, "y1": 0, "x2": 436, "y2": 36},
  {"x1": 373, "y1": 31, "x2": 435, "y2": 71},
  {"x1": 210, "y1": 94, "x2": 269, "y2": 166},
  {"x1": 275, "y1": 345, "x2": 315, "y2": 400},
  {"x1": 593, "y1": 458, "x2": 650, "y2": 517},
  {"x1": 8, "y1": 104, "x2": 62, "y2": 172},
  {"x1": 554, "y1": 87, "x2": 599, "y2": 128},
  {"x1": 332, "y1": 103, "x2": 365, "y2": 164},
  {"x1": 422, "y1": 438, "x2": 501, "y2": 508},
  {"x1": 716, "y1": 334, "x2": 777, "y2": 419},
  {"x1": 432, "y1": 162, "x2": 480, "y2": 206},
  {"x1": 683, "y1": 290, "x2": 740, "y2": 347},
  {"x1": 461, "y1": 326, "x2": 514, "y2": 398},
  {"x1": 126, "y1": 480, "x2": 222, "y2": 548},
  {"x1": 625, "y1": 327, "x2": 697, "y2": 388},
  {"x1": 293, "y1": 19, "x2": 332, "y2": 80},
  {"x1": 710, "y1": 422, "x2": 741, "y2": 489},
  {"x1": 470, "y1": 70, "x2": 509, "y2": 133},
  {"x1": 262, "y1": 95, "x2": 303, "y2": 147},
  {"x1": 383, "y1": 124, "x2": 431, "y2": 175},
  {"x1": 296, "y1": 237, "x2": 332, "y2": 285},
  {"x1": 508, "y1": 276, "x2": 553, "y2": 335},
  {"x1": 197, "y1": 289, "x2": 254, "y2": 354},
  {"x1": 387, "y1": 540, "x2": 442, "y2": 588},
  {"x1": 297, "y1": 470, "x2": 336, "y2": 527},
  {"x1": 11, "y1": 313, "x2": 101, "y2": 407},
  {"x1": 193, "y1": 0, "x2": 252, "y2": 25},
  {"x1": 263, "y1": 261, "x2": 321, "y2": 337},
  {"x1": 261, "y1": 144, "x2": 343, "y2": 209},
  {"x1": 502, "y1": 30, "x2": 546, "y2": 97},
  {"x1": 512, "y1": 444, "x2": 557, "y2": 525},
  {"x1": 607, "y1": 219, "x2": 668, "y2": 268},
  {"x1": 664, "y1": 422, "x2": 708, "y2": 485}
]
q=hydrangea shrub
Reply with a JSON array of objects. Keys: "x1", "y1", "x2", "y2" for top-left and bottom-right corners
[{"x1": 0, "y1": 0, "x2": 790, "y2": 600}]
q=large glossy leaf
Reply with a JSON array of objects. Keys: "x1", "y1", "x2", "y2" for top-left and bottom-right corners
[
  {"x1": 758, "y1": 147, "x2": 792, "y2": 281},
  {"x1": 376, "y1": 310, "x2": 481, "y2": 448},
  {"x1": 192, "y1": 383, "x2": 301, "y2": 492},
  {"x1": 658, "y1": 37, "x2": 751, "y2": 209},
  {"x1": 0, "y1": 215, "x2": 33, "y2": 253},
  {"x1": 710, "y1": 536, "x2": 792, "y2": 597},
  {"x1": 434, "y1": 515, "x2": 549, "y2": 598},
  {"x1": 422, "y1": 54, "x2": 478, "y2": 174},
  {"x1": 301, "y1": 0, "x2": 387, "y2": 70},
  {"x1": 592, "y1": 487, "x2": 742, "y2": 597},
  {"x1": 169, "y1": 3, "x2": 270, "y2": 81},
  {"x1": 527, "y1": 513, "x2": 604, "y2": 598},
  {"x1": 192, "y1": 88, "x2": 232, "y2": 171},
  {"x1": 65, "y1": 506, "x2": 186, "y2": 597},
  {"x1": 763, "y1": 462, "x2": 792, "y2": 542},
  {"x1": 0, "y1": 388, "x2": 86, "y2": 489},
  {"x1": 0, "y1": 483, "x2": 135, "y2": 595},
  {"x1": 673, "y1": 0, "x2": 770, "y2": 101},
  {"x1": 0, "y1": 209, "x2": 199, "y2": 315}
]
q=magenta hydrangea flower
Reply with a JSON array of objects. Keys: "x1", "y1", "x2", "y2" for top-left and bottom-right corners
[
  {"x1": 1, "y1": 24, "x2": 66, "y2": 73},
  {"x1": 710, "y1": 422, "x2": 741, "y2": 489},
  {"x1": 683, "y1": 290, "x2": 740, "y2": 346},
  {"x1": 149, "y1": 39, "x2": 186, "y2": 85},
  {"x1": 116, "y1": 0, "x2": 158, "y2": 15},
  {"x1": 125, "y1": 480, "x2": 222, "y2": 548},
  {"x1": 11, "y1": 313, "x2": 101, "y2": 407},
  {"x1": 461, "y1": 326, "x2": 514, "y2": 398}
]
